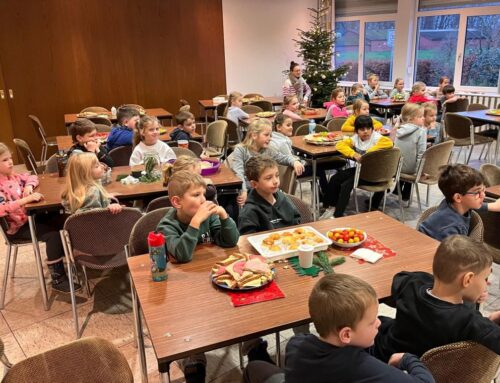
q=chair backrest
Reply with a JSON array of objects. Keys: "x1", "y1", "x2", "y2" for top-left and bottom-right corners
[
  {"x1": 187, "y1": 140, "x2": 204, "y2": 157},
  {"x1": 292, "y1": 120, "x2": 309, "y2": 135},
  {"x1": 467, "y1": 103, "x2": 488, "y2": 111},
  {"x1": 28, "y1": 114, "x2": 47, "y2": 142},
  {"x1": 294, "y1": 124, "x2": 328, "y2": 136},
  {"x1": 108, "y1": 146, "x2": 133, "y2": 167},
  {"x1": 80, "y1": 106, "x2": 109, "y2": 113},
  {"x1": 216, "y1": 102, "x2": 227, "y2": 118},
  {"x1": 326, "y1": 118, "x2": 347, "y2": 132},
  {"x1": 443, "y1": 98, "x2": 469, "y2": 114},
  {"x1": 285, "y1": 193, "x2": 313, "y2": 224},
  {"x1": 172, "y1": 147, "x2": 197, "y2": 158},
  {"x1": 206, "y1": 120, "x2": 228, "y2": 149},
  {"x1": 13, "y1": 138, "x2": 39, "y2": 174},
  {"x1": 88, "y1": 117, "x2": 112, "y2": 126},
  {"x1": 477, "y1": 208, "x2": 500, "y2": 254},
  {"x1": 358, "y1": 148, "x2": 401, "y2": 183},
  {"x1": 43, "y1": 154, "x2": 58, "y2": 174},
  {"x1": 278, "y1": 165, "x2": 296, "y2": 195},
  {"x1": 444, "y1": 113, "x2": 472, "y2": 140},
  {"x1": 94, "y1": 123, "x2": 112, "y2": 132},
  {"x1": 420, "y1": 140, "x2": 455, "y2": 179},
  {"x1": 218, "y1": 117, "x2": 241, "y2": 144},
  {"x1": 121, "y1": 103, "x2": 144, "y2": 111},
  {"x1": 250, "y1": 100, "x2": 273, "y2": 112},
  {"x1": 421, "y1": 341, "x2": 500, "y2": 383},
  {"x1": 129, "y1": 207, "x2": 171, "y2": 256},
  {"x1": 145, "y1": 197, "x2": 172, "y2": 213},
  {"x1": 479, "y1": 163, "x2": 500, "y2": 187},
  {"x1": 241, "y1": 105, "x2": 263, "y2": 114},
  {"x1": 63, "y1": 208, "x2": 142, "y2": 257},
  {"x1": 243, "y1": 93, "x2": 264, "y2": 99},
  {"x1": 2, "y1": 337, "x2": 133, "y2": 383}
]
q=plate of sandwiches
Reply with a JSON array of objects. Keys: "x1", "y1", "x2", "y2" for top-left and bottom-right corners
[
  {"x1": 255, "y1": 111, "x2": 276, "y2": 118},
  {"x1": 77, "y1": 111, "x2": 98, "y2": 118},
  {"x1": 211, "y1": 253, "x2": 275, "y2": 290},
  {"x1": 304, "y1": 132, "x2": 343, "y2": 146}
]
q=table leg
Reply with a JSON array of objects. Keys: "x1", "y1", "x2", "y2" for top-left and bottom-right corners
[
  {"x1": 28, "y1": 215, "x2": 49, "y2": 311},
  {"x1": 275, "y1": 332, "x2": 281, "y2": 367},
  {"x1": 159, "y1": 363, "x2": 171, "y2": 383},
  {"x1": 132, "y1": 278, "x2": 148, "y2": 383},
  {"x1": 495, "y1": 128, "x2": 499, "y2": 165},
  {"x1": 312, "y1": 159, "x2": 318, "y2": 220},
  {"x1": 384, "y1": 109, "x2": 388, "y2": 125}
]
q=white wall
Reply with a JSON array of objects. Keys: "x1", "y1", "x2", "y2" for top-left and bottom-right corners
[{"x1": 222, "y1": 0, "x2": 317, "y2": 97}]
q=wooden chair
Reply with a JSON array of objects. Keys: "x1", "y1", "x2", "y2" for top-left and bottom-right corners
[
  {"x1": 126, "y1": 208, "x2": 171, "y2": 257},
  {"x1": 145, "y1": 197, "x2": 172, "y2": 213},
  {"x1": 442, "y1": 98, "x2": 469, "y2": 114},
  {"x1": 28, "y1": 115, "x2": 57, "y2": 165},
  {"x1": 172, "y1": 147, "x2": 197, "y2": 158},
  {"x1": 292, "y1": 120, "x2": 309, "y2": 135},
  {"x1": 87, "y1": 116, "x2": 112, "y2": 126},
  {"x1": 421, "y1": 341, "x2": 500, "y2": 383},
  {"x1": 121, "y1": 103, "x2": 144, "y2": 112},
  {"x1": 218, "y1": 117, "x2": 241, "y2": 149},
  {"x1": 205, "y1": 120, "x2": 228, "y2": 158},
  {"x1": 278, "y1": 165, "x2": 296, "y2": 195},
  {"x1": 13, "y1": 138, "x2": 44, "y2": 174},
  {"x1": 215, "y1": 102, "x2": 227, "y2": 119},
  {"x1": 417, "y1": 206, "x2": 483, "y2": 241},
  {"x1": 169, "y1": 140, "x2": 204, "y2": 157},
  {"x1": 250, "y1": 100, "x2": 273, "y2": 112},
  {"x1": 326, "y1": 117, "x2": 347, "y2": 132},
  {"x1": 444, "y1": 113, "x2": 493, "y2": 164},
  {"x1": 294, "y1": 124, "x2": 328, "y2": 136},
  {"x1": 399, "y1": 140, "x2": 454, "y2": 211},
  {"x1": 243, "y1": 93, "x2": 264, "y2": 99},
  {"x1": 2, "y1": 337, "x2": 133, "y2": 383},
  {"x1": 60, "y1": 208, "x2": 143, "y2": 338},
  {"x1": 108, "y1": 146, "x2": 132, "y2": 167},
  {"x1": 80, "y1": 106, "x2": 109, "y2": 113},
  {"x1": 479, "y1": 163, "x2": 500, "y2": 187},
  {"x1": 285, "y1": 193, "x2": 313, "y2": 223},
  {"x1": 241, "y1": 105, "x2": 263, "y2": 114},
  {"x1": 94, "y1": 123, "x2": 112, "y2": 132},
  {"x1": 353, "y1": 148, "x2": 404, "y2": 221}
]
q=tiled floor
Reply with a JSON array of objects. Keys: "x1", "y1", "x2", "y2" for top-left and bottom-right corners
[{"x1": 0, "y1": 149, "x2": 498, "y2": 382}]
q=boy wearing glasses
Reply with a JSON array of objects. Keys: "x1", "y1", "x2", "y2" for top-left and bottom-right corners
[{"x1": 418, "y1": 164, "x2": 500, "y2": 241}]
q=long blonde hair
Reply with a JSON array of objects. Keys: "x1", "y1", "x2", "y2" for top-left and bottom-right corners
[
  {"x1": 162, "y1": 155, "x2": 200, "y2": 186},
  {"x1": 224, "y1": 91, "x2": 243, "y2": 116},
  {"x1": 133, "y1": 115, "x2": 160, "y2": 146},
  {"x1": 239, "y1": 119, "x2": 272, "y2": 150},
  {"x1": 61, "y1": 153, "x2": 110, "y2": 213},
  {"x1": 0, "y1": 143, "x2": 10, "y2": 157},
  {"x1": 411, "y1": 82, "x2": 426, "y2": 96},
  {"x1": 400, "y1": 103, "x2": 423, "y2": 124},
  {"x1": 352, "y1": 99, "x2": 369, "y2": 116}
]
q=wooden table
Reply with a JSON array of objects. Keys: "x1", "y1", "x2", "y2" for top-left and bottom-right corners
[
  {"x1": 64, "y1": 108, "x2": 173, "y2": 126},
  {"x1": 198, "y1": 97, "x2": 283, "y2": 124},
  {"x1": 56, "y1": 127, "x2": 203, "y2": 151},
  {"x1": 128, "y1": 212, "x2": 438, "y2": 382},
  {"x1": 299, "y1": 108, "x2": 327, "y2": 121},
  {"x1": 369, "y1": 99, "x2": 405, "y2": 122},
  {"x1": 486, "y1": 184, "x2": 500, "y2": 198},
  {"x1": 291, "y1": 135, "x2": 340, "y2": 219}
]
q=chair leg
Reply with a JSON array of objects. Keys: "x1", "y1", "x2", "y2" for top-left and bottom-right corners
[
  {"x1": 275, "y1": 332, "x2": 282, "y2": 368},
  {"x1": 382, "y1": 191, "x2": 387, "y2": 213},
  {"x1": 354, "y1": 189, "x2": 359, "y2": 213},
  {"x1": 407, "y1": 183, "x2": 414, "y2": 208},
  {"x1": 81, "y1": 266, "x2": 91, "y2": 297},
  {"x1": 238, "y1": 343, "x2": 244, "y2": 369},
  {"x1": 478, "y1": 144, "x2": 486, "y2": 161},
  {"x1": 66, "y1": 262, "x2": 80, "y2": 338},
  {"x1": 426, "y1": 185, "x2": 430, "y2": 207},
  {"x1": 0, "y1": 245, "x2": 12, "y2": 309},
  {"x1": 466, "y1": 145, "x2": 473, "y2": 164},
  {"x1": 416, "y1": 184, "x2": 422, "y2": 213},
  {"x1": 456, "y1": 147, "x2": 462, "y2": 163},
  {"x1": 397, "y1": 191, "x2": 405, "y2": 223},
  {"x1": 10, "y1": 246, "x2": 18, "y2": 278}
]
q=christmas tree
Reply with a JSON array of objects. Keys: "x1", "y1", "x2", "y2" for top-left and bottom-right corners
[{"x1": 292, "y1": 8, "x2": 349, "y2": 107}]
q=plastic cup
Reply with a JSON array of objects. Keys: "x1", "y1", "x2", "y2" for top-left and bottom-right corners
[
  {"x1": 178, "y1": 140, "x2": 189, "y2": 149},
  {"x1": 298, "y1": 244, "x2": 314, "y2": 268}
]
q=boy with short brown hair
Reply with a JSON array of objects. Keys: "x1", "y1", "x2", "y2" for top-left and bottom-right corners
[
  {"x1": 374, "y1": 235, "x2": 500, "y2": 362},
  {"x1": 106, "y1": 106, "x2": 140, "y2": 151},
  {"x1": 67, "y1": 118, "x2": 114, "y2": 167}
]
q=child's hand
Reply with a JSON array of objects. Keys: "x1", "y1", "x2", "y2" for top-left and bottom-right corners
[
  {"x1": 84, "y1": 139, "x2": 100, "y2": 153},
  {"x1": 388, "y1": 353, "x2": 404, "y2": 368},
  {"x1": 353, "y1": 153, "x2": 362, "y2": 162},
  {"x1": 108, "y1": 203, "x2": 122, "y2": 214},
  {"x1": 293, "y1": 161, "x2": 304, "y2": 176},
  {"x1": 237, "y1": 191, "x2": 247, "y2": 207},
  {"x1": 214, "y1": 205, "x2": 229, "y2": 220},
  {"x1": 487, "y1": 198, "x2": 500, "y2": 212},
  {"x1": 488, "y1": 311, "x2": 500, "y2": 324},
  {"x1": 22, "y1": 192, "x2": 44, "y2": 205},
  {"x1": 22, "y1": 185, "x2": 34, "y2": 197},
  {"x1": 191, "y1": 201, "x2": 217, "y2": 228}
]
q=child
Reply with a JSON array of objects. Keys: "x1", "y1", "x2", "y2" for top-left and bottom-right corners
[
  {"x1": 67, "y1": 118, "x2": 114, "y2": 167},
  {"x1": 422, "y1": 102, "x2": 441, "y2": 144},
  {"x1": 394, "y1": 103, "x2": 427, "y2": 201},
  {"x1": 163, "y1": 155, "x2": 217, "y2": 202},
  {"x1": 407, "y1": 82, "x2": 434, "y2": 104},
  {"x1": 129, "y1": 115, "x2": 176, "y2": 166},
  {"x1": 283, "y1": 61, "x2": 311, "y2": 105},
  {"x1": 374, "y1": 235, "x2": 500, "y2": 362},
  {"x1": 281, "y1": 95, "x2": 303, "y2": 121},
  {"x1": 225, "y1": 91, "x2": 249, "y2": 125},
  {"x1": 324, "y1": 88, "x2": 349, "y2": 121},
  {"x1": 418, "y1": 164, "x2": 500, "y2": 241},
  {"x1": 0, "y1": 143, "x2": 78, "y2": 293},
  {"x1": 430, "y1": 76, "x2": 450, "y2": 98},
  {"x1": 228, "y1": 119, "x2": 304, "y2": 207},
  {"x1": 322, "y1": 115, "x2": 393, "y2": 219},
  {"x1": 364, "y1": 74, "x2": 388, "y2": 100},
  {"x1": 390, "y1": 78, "x2": 407, "y2": 100},
  {"x1": 283, "y1": 274, "x2": 434, "y2": 383},
  {"x1": 61, "y1": 153, "x2": 122, "y2": 214},
  {"x1": 346, "y1": 83, "x2": 369, "y2": 106},
  {"x1": 341, "y1": 99, "x2": 383, "y2": 133},
  {"x1": 440, "y1": 85, "x2": 466, "y2": 115},
  {"x1": 170, "y1": 111, "x2": 196, "y2": 142},
  {"x1": 238, "y1": 156, "x2": 300, "y2": 235},
  {"x1": 106, "y1": 106, "x2": 140, "y2": 151},
  {"x1": 156, "y1": 170, "x2": 239, "y2": 263}
]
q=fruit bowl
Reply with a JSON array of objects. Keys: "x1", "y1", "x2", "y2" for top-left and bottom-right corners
[{"x1": 327, "y1": 228, "x2": 367, "y2": 248}]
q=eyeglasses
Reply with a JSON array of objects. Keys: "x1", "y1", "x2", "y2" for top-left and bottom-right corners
[{"x1": 463, "y1": 187, "x2": 486, "y2": 198}]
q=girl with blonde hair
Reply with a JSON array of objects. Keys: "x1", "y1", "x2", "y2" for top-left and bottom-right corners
[
  {"x1": 281, "y1": 95, "x2": 303, "y2": 121},
  {"x1": 227, "y1": 118, "x2": 304, "y2": 206},
  {"x1": 341, "y1": 99, "x2": 383, "y2": 133},
  {"x1": 408, "y1": 82, "x2": 434, "y2": 104},
  {"x1": 62, "y1": 153, "x2": 122, "y2": 214},
  {"x1": 224, "y1": 91, "x2": 249, "y2": 124}
]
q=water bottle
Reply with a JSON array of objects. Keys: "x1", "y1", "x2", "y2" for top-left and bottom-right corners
[
  {"x1": 308, "y1": 119, "x2": 316, "y2": 134},
  {"x1": 148, "y1": 231, "x2": 167, "y2": 281},
  {"x1": 111, "y1": 106, "x2": 117, "y2": 116}
]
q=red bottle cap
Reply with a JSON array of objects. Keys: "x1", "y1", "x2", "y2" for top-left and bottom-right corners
[{"x1": 147, "y1": 231, "x2": 165, "y2": 247}]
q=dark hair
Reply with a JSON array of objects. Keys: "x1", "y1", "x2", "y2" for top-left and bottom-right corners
[
  {"x1": 273, "y1": 113, "x2": 292, "y2": 131},
  {"x1": 117, "y1": 106, "x2": 140, "y2": 125},
  {"x1": 330, "y1": 88, "x2": 344, "y2": 101},
  {"x1": 442, "y1": 85, "x2": 455, "y2": 95},
  {"x1": 438, "y1": 164, "x2": 484, "y2": 203},
  {"x1": 354, "y1": 115, "x2": 373, "y2": 132},
  {"x1": 438, "y1": 76, "x2": 449, "y2": 85},
  {"x1": 175, "y1": 111, "x2": 195, "y2": 126},
  {"x1": 245, "y1": 155, "x2": 278, "y2": 182},
  {"x1": 70, "y1": 118, "x2": 96, "y2": 143},
  {"x1": 433, "y1": 235, "x2": 492, "y2": 283},
  {"x1": 290, "y1": 61, "x2": 300, "y2": 72}
]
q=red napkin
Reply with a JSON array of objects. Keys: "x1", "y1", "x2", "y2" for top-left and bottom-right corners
[
  {"x1": 329, "y1": 235, "x2": 397, "y2": 264},
  {"x1": 227, "y1": 281, "x2": 285, "y2": 307}
]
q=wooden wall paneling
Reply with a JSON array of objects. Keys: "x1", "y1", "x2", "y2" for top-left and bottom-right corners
[
  {"x1": 0, "y1": 0, "x2": 226, "y2": 159},
  {"x1": 0, "y1": 57, "x2": 17, "y2": 162}
]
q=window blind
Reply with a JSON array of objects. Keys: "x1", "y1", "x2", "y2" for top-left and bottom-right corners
[
  {"x1": 419, "y1": 0, "x2": 500, "y2": 11},
  {"x1": 335, "y1": 0, "x2": 398, "y2": 17}
]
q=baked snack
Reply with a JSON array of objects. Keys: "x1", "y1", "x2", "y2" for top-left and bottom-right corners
[{"x1": 211, "y1": 253, "x2": 274, "y2": 289}]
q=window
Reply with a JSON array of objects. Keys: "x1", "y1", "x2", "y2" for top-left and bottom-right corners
[
  {"x1": 414, "y1": 15, "x2": 459, "y2": 86},
  {"x1": 335, "y1": 21, "x2": 360, "y2": 81},
  {"x1": 461, "y1": 14, "x2": 500, "y2": 87},
  {"x1": 364, "y1": 21, "x2": 395, "y2": 81}
]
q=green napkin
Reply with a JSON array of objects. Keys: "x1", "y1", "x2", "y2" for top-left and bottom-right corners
[{"x1": 288, "y1": 252, "x2": 346, "y2": 277}]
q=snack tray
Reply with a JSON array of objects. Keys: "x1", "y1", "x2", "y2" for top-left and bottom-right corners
[{"x1": 247, "y1": 226, "x2": 332, "y2": 262}]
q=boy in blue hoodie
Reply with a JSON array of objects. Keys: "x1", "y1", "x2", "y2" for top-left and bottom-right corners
[{"x1": 106, "y1": 106, "x2": 140, "y2": 151}]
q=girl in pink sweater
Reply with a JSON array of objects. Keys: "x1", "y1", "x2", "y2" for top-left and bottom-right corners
[{"x1": 325, "y1": 88, "x2": 349, "y2": 121}]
